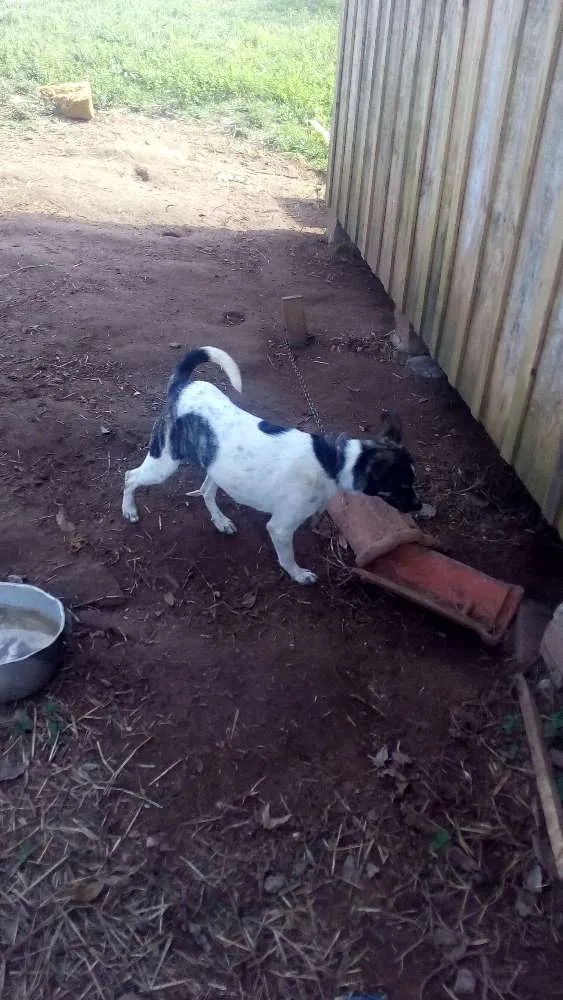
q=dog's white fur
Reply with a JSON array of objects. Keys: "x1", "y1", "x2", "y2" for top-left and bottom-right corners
[{"x1": 122, "y1": 347, "x2": 416, "y2": 584}]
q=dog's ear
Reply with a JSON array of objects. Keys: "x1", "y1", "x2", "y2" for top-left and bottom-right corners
[{"x1": 379, "y1": 409, "x2": 402, "y2": 444}]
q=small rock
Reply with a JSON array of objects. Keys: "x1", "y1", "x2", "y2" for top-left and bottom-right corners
[
  {"x1": 134, "y1": 165, "x2": 150, "y2": 182},
  {"x1": 7, "y1": 574, "x2": 24, "y2": 584},
  {"x1": 162, "y1": 229, "x2": 182, "y2": 238},
  {"x1": 406, "y1": 355, "x2": 444, "y2": 379},
  {"x1": 100, "y1": 425, "x2": 111, "y2": 435},
  {"x1": 264, "y1": 874, "x2": 286, "y2": 895},
  {"x1": 366, "y1": 862, "x2": 381, "y2": 879},
  {"x1": 169, "y1": 342, "x2": 181, "y2": 349},
  {"x1": 453, "y1": 967, "x2": 476, "y2": 995}
]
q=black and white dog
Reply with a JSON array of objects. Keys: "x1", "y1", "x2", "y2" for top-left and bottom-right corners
[{"x1": 122, "y1": 347, "x2": 421, "y2": 584}]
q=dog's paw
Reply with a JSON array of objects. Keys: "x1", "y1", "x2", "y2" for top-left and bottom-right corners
[
  {"x1": 293, "y1": 568, "x2": 318, "y2": 585},
  {"x1": 122, "y1": 506, "x2": 139, "y2": 523},
  {"x1": 212, "y1": 515, "x2": 237, "y2": 535}
]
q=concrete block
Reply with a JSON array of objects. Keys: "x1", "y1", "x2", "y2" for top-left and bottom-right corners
[
  {"x1": 39, "y1": 81, "x2": 94, "y2": 121},
  {"x1": 511, "y1": 599, "x2": 552, "y2": 667},
  {"x1": 541, "y1": 603, "x2": 563, "y2": 689}
]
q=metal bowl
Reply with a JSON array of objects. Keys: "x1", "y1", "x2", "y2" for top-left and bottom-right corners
[{"x1": 0, "y1": 582, "x2": 65, "y2": 703}]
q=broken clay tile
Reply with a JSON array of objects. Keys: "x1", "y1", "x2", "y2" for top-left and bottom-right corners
[
  {"x1": 327, "y1": 492, "x2": 427, "y2": 566},
  {"x1": 355, "y1": 543, "x2": 523, "y2": 646}
]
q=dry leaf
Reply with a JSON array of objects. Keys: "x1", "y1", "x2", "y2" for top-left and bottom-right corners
[
  {"x1": 69, "y1": 533, "x2": 85, "y2": 552},
  {"x1": 366, "y1": 862, "x2": 380, "y2": 879},
  {"x1": 261, "y1": 802, "x2": 291, "y2": 830},
  {"x1": 373, "y1": 745, "x2": 389, "y2": 767},
  {"x1": 163, "y1": 591, "x2": 175, "y2": 607},
  {"x1": 56, "y1": 507, "x2": 75, "y2": 534},
  {"x1": 100, "y1": 425, "x2": 111, "y2": 435},
  {"x1": 433, "y1": 926, "x2": 457, "y2": 949},
  {"x1": 392, "y1": 747, "x2": 412, "y2": 767},
  {"x1": 524, "y1": 862, "x2": 543, "y2": 894},
  {"x1": 69, "y1": 880, "x2": 105, "y2": 903},
  {"x1": 449, "y1": 846, "x2": 481, "y2": 874},
  {"x1": 515, "y1": 887, "x2": 536, "y2": 917},
  {"x1": 342, "y1": 852, "x2": 360, "y2": 884},
  {"x1": 240, "y1": 591, "x2": 257, "y2": 610},
  {"x1": 0, "y1": 760, "x2": 27, "y2": 783},
  {"x1": 444, "y1": 938, "x2": 468, "y2": 964}
]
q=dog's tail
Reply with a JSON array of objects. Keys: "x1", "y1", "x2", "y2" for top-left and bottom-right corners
[{"x1": 168, "y1": 346, "x2": 242, "y2": 396}]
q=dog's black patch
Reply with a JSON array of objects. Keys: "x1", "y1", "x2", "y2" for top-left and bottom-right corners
[
  {"x1": 258, "y1": 420, "x2": 288, "y2": 435},
  {"x1": 312, "y1": 434, "x2": 345, "y2": 481},
  {"x1": 354, "y1": 444, "x2": 421, "y2": 513},
  {"x1": 169, "y1": 412, "x2": 218, "y2": 468},
  {"x1": 149, "y1": 411, "x2": 168, "y2": 458},
  {"x1": 168, "y1": 348, "x2": 210, "y2": 398}
]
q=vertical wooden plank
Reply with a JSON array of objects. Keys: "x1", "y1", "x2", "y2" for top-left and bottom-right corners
[
  {"x1": 426, "y1": 0, "x2": 494, "y2": 358},
  {"x1": 514, "y1": 281, "x2": 563, "y2": 520},
  {"x1": 470, "y1": 3, "x2": 563, "y2": 419},
  {"x1": 365, "y1": 0, "x2": 410, "y2": 275},
  {"x1": 345, "y1": 0, "x2": 384, "y2": 245},
  {"x1": 544, "y1": 431, "x2": 563, "y2": 527},
  {"x1": 379, "y1": 0, "x2": 425, "y2": 295},
  {"x1": 447, "y1": 0, "x2": 528, "y2": 386},
  {"x1": 334, "y1": 0, "x2": 361, "y2": 226},
  {"x1": 390, "y1": 0, "x2": 446, "y2": 309},
  {"x1": 326, "y1": 0, "x2": 350, "y2": 207},
  {"x1": 408, "y1": 0, "x2": 468, "y2": 335},
  {"x1": 501, "y1": 191, "x2": 563, "y2": 465},
  {"x1": 356, "y1": 0, "x2": 394, "y2": 257},
  {"x1": 326, "y1": 0, "x2": 358, "y2": 219},
  {"x1": 339, "y1": 0, "x2": 371, "y2": 228}
]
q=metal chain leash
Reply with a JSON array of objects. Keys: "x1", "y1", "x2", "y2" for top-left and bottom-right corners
[{"x1": 280, "y1": 334, "x2": 325, "y2": 434}]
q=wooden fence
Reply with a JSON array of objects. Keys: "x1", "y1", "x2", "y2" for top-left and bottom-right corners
[{"x1": 327, "y1": 0, "x2": 563, "y2": 534}]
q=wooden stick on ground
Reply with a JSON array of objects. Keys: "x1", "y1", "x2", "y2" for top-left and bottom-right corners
[
  {"x1": 516, "y1": 672, "x2": 563, "y2": 879},
  {"x1": 282, "y1": 295, "x2": 309, "y2": 348}
]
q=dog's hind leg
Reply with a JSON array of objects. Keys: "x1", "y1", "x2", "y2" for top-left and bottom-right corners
[
  {"x1": 266, "y1": 513, "x2": 317, "y2": 585},
  {"x1": 122, "y1": 452, "x2": 179, "y2": 523},
  {"x1": 200, "y1": 477, "x2": 237, "y2": 535}
]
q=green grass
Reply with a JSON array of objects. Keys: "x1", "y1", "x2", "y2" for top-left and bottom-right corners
[{"x1": 0, "y1": 0, "x2": 339, "y2": 167}]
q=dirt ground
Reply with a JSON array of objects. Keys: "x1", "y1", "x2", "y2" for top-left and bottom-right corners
[{"x1": 1, "y1": 114, "x2": 563, "y2": 1000}]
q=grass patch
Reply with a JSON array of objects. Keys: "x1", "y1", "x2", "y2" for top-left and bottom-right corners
[{"x1": 0, "y1": 0, "x2": 339, "y2": 167}]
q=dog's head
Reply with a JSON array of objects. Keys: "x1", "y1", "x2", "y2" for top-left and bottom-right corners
[{"x1": 353, "y1": 411, "x2": 422, "y2": 513}]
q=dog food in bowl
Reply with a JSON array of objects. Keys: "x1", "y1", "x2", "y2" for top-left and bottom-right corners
[
  {"x1": 0, "y1": 606, "x2": 60, "y2": 664},
  {"x1": 0, "y1": 583, "x2": 66, "y2": 702}
]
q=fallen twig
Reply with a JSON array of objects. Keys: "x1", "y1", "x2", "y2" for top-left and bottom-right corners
[{"x1": 516, "y1": 673, "x2": 563, "y2": 878}]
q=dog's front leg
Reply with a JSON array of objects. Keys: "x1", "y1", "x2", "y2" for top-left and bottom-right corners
[{"x1": 267, "y1": 515, "x2": 317, "y2": 585}]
